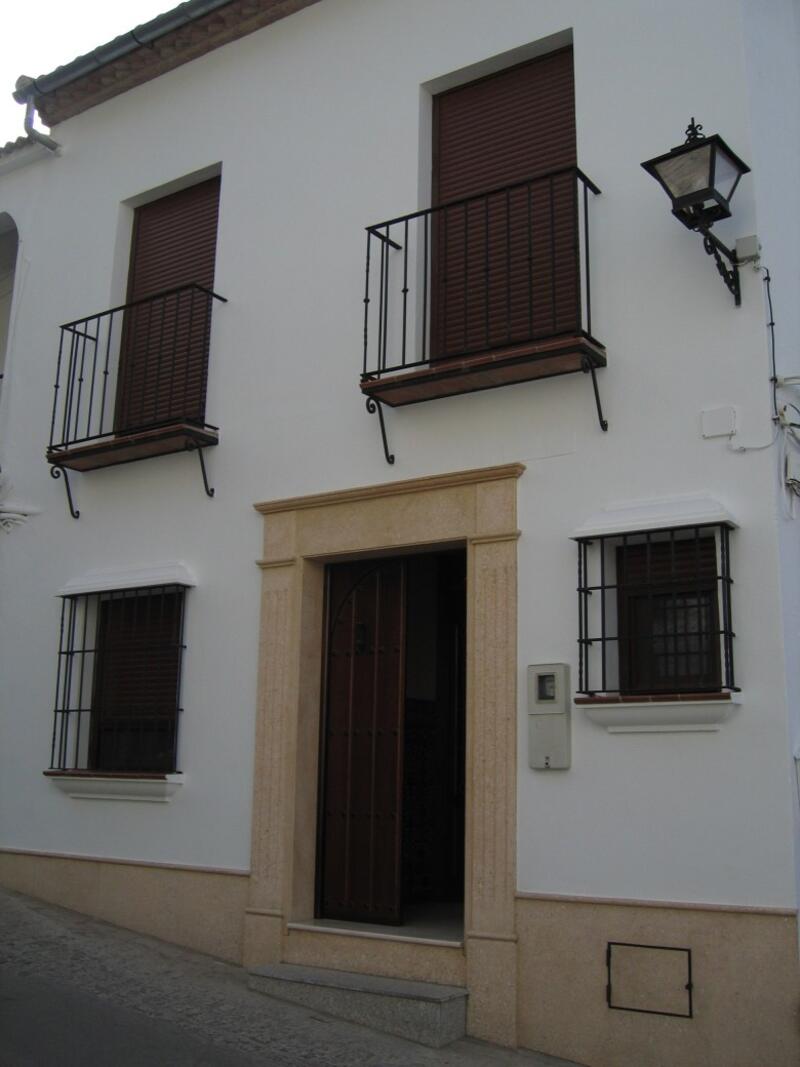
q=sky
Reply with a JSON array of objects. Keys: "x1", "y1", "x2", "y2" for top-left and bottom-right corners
[{"x1": 0, "y1": 1, "x2": 172, "y2": 145}]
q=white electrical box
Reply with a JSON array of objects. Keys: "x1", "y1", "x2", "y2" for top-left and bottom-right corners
[
  {"x1": 701, "y1": 406, "x2": 737, "y2": 439},
  {"x1": 527, "y1": 663, "x2": 570, "y2": 770}
]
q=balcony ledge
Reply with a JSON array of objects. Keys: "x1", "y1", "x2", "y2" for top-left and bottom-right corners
[
  {"x1": 46, "y1": 422, "x2": 218, "y2": 472},
  {"x1": 360, "y1": 334, "x2": 605, "y2": 408}
]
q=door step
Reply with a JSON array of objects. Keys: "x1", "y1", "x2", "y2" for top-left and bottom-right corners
[{"x1": 248, "y1": 962, "x2": 467, "y2": 1047}]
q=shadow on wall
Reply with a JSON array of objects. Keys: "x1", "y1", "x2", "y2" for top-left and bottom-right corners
[{"x1": 0, "y1": 212, "x2": 20, "y2": 401}]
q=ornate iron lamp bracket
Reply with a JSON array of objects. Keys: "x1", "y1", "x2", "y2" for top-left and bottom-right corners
[
  {"x1": 582, "y1": 357, "x2": 609, "y2": 432},
  {"x1": 699, "y1": 227, "x2": 741, "y2": 306},
  {"x1": 366, "y1": 396, "x2": 395, "y2": 465},
  {"x1": 50, "y1": 465, "x2": 80, "y2": 520}
]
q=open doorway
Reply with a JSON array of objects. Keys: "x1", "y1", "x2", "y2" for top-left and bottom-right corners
[{"x1": 316, "y1": 548, "x2": 466, "y2": 939}]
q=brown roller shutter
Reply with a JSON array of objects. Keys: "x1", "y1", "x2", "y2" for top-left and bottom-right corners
[
  {"x1": 117, "y1": 176, "x2": 220, "y2": 432},
  {"x1": 617, "y1": 538, "x2": 721, "y2": 694},
  {"x1": 432, "y1": 49, "x2": 577, "y2": 358},
  {"x1": 90, "y1": 588, "x2": 185, "y2": 773}
]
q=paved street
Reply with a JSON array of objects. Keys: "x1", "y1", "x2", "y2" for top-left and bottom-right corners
[{"x1": 0, "y1": 888, "x2": 583, "y2": 1067}]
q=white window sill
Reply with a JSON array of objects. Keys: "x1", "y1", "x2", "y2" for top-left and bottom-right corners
[
  {"x1": 45, "y1": 773, "x2": 183, "y2": 802},
  {"x1": 577, "y1": 696, "x2": 740, "y2": 733}
]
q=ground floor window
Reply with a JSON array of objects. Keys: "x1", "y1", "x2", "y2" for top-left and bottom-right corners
[
  {"x1": 50, "y1": 584, "x2": 186, "y2": 773},
  {"x1": 575, "y1": 523, "x2": 736, "y2": 697}
]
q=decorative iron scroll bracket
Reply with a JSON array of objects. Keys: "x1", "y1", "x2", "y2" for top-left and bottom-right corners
[
  {"x1": 698, "y1": 226, "x2": 741, "y2": 306},
  {"x1": 50, "y1": 465, "x2": 79, "y2": 519},
  {"x1": 582, "y1": 357, "x2": 609, "y2": 432},
  {"x1": 187, "y1": 442, "x2": 215, "y2": 497},
  {"x1": 366, "y1": 396, "x2": 395, "y2": 465}
]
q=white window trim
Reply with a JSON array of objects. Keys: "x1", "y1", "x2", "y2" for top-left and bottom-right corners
[
  {"x1": 46, "y1": 773, "x2": 184, "y2": 802},
  {"x1": 579, "y1": 695, "x2": 741, "y2": 733},
  {"x1": 57, "y1": 560, "x2": 197, "y2": 597},
  {"x1": 572, "y1": 493, "x2": 737, "y2": 539}
]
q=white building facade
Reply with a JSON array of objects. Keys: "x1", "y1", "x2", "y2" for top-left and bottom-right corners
[{"x1": 0, "y1": 1, "x2": 798, "y2": 1063}]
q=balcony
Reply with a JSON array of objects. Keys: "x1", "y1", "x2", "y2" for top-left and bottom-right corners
[
  {"x1": 46, "y1": 283, "x2": 226, "y2": 473},
  {"x1": 360, "y1": 167, "x2": 605, "y2": 408}
]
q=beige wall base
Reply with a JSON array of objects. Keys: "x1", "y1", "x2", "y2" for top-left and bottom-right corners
[
  {"x1": 466, "y1": 935, "x2": 517, "y2": 1046},
  {"x1": 0, "y1": 849, "x2": 248, "y2": 964},
  {"x1": 242, "y1": 910, "x2": 283, "y2": 969},
  {"x1": 516, "y1": 896, "x2": 800, "y2": 1067}
]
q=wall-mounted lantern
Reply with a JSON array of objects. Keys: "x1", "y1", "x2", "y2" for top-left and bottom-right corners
[{"x1": 641, "y1": 119, "x2": 751, "y2": 305}]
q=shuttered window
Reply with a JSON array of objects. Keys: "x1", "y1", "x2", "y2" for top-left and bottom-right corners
[
  {"x1": 50, "y1": 585, "x2": 187, "y2": 774},
  {"x1": 116, "y1": 176, "x2": 220, "y2": 432},
  {"x1": 617, "y1": 538, "x2": 721, "y2": 694},
  {"x1": 432, "y1": 49, "x2": 577, "y2": 357}
]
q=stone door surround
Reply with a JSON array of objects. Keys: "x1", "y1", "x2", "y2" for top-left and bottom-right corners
[{"x1": 248, "y1": 463, "x2": 523, "y2": 1045}]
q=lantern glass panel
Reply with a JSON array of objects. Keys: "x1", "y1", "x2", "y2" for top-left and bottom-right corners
[
  {"x1": 713, "y1": 147, "x2": 741, "y2": 200},
  {"x1": 654, "y1": 144, "x2": 711, "y2": 200}
]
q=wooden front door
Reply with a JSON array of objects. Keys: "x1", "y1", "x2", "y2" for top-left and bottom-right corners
[{"x1": 318, "y1": 559, "x2": 407, "y2": 924}]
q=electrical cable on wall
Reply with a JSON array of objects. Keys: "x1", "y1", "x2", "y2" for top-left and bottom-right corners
[{"x1": 726, "y1": 267, "x2": 800, "y2": 517}]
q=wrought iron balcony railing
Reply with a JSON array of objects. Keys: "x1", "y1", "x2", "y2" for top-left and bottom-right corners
[
  {"x1": 47, "y1": 283, "x2": 226, "y2": 468},
  {"x1": 361, "y1": 167, "x2": 604, "y2": 415}
]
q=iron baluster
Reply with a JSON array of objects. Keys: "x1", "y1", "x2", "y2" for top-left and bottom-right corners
[
  {"x1": 363, "y1": 230, "x2": 371, "y2": 376},
  {"x1": 600, "y1": 532, "x2": 607, "y2": 692},
  {"x1": 527, "y1": 181, "x2": 534, "y2": 339},
  {"x1": 443, "y1": 206, "x2": 449, "y2": 356},
  {"x1": 421, "y1": 213, "x2": 428, "y2": 362},
  {"x1": 98, "y1": 312, "x2": 114, "y2": 436},
  {"x1": 505, "y1": 187, "x2": 511, "y2": 343},
  {"x1": 401, "y1": 218, "x2": 409, "y2": 367},
  {"x1": 572, "y1": 172, "x2": 581, "y2": 335},
  {"x1": 377, "y1": 235, "x2": 386, "y2": 373},
  {"x1": 728, "y1": 527, "x2": 736, "y2": 689},
  {"x1": 61, "y1": 329, "x2": 79, "y2": 447},
  {"x1": 381, "y1": 224, "x2": 391, "y2": 371},
  {"x1": 170, "y1": 289, "x2": 183, "y2": 419},
  {"x1": 73, "y1": 591, "x2": 91, "y2": 770},
  {"x1": 50, "y1": 329, "x2": 66, "y2": 449},
  {"x1": 200, "y1": 290, "x2": 213, "y2": 420},
  {"x1": 84, "y1": 316, "x2": 101, "y2": 442},
  {"x1": 577, "y1": 538, "x2": 584, "y2": 693},
  {"x1": 549, "y1": 176, "x2": 557, "y2": 333},
  {"x1": 583, "y1": 177, "x2": 592, "y2": 338},
  {"x1": 463, "y1": 201, "x2": 469, "y2": 353},
  {"x1": 154, "y1": 289, "x2": 168, "y2": 424},
  {"x1": 183, "y1": 287, "x2": 195, "y2": 423},
  {"x1": 484, "y1": 193, "x2": 490, "y2": 349},
  {"x1": 72, "y1": 324, "x2": 90, "y2": 444},
  {"x1": 50, "y1": 597, "x2": 68, "y2": 769},
  {"x1": 583, "y1": 540, "x2": 592, "y2": 695},
  {"x1": 60, "y1": 597, "x2": 80, "y2": 769}
]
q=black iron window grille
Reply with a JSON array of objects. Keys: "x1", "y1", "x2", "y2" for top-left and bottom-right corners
[
  {"x1": 575, "y1": 524, "x2": 737, "y2": 697},
  {"x1": 47, "y1": 283, "x2": 226, "y2": 457},
  {"x1": 50, "y1": 584, "x2": 187, "y2": 774},
  {"x1": 362, "y1": 166, "x2": 600, "y2": 380}
]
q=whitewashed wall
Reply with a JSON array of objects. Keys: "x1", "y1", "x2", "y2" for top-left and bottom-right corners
[
  {"x1": 741, "y1": 0, "x2": 800, "y2": 916},
  {"x1": 0, "y1": 0, "x2": 796, "y2": 907}
]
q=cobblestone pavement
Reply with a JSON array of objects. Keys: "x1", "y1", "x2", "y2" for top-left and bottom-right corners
[{"x1": 0, "y1": 888, "x2": 584, "y2": 1067}]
